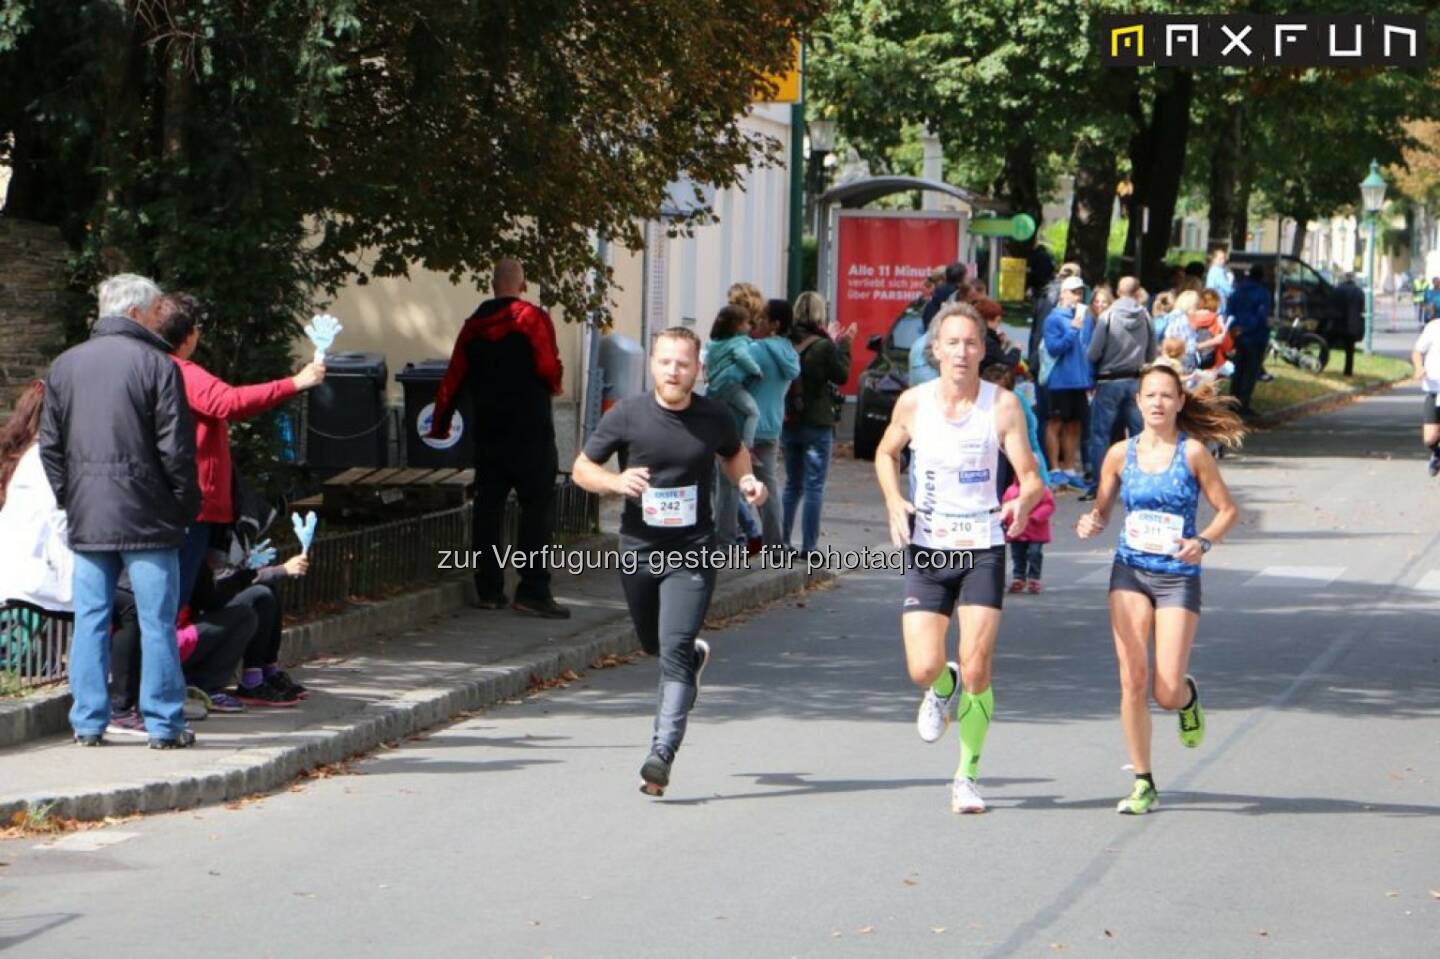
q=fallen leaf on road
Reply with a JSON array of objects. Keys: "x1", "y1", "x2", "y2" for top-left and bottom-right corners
[
  {"x1": 931, "y1": 927, "x2": 946, "y2": 934},
  {"x1": 528, "y1": 920, "x2": 541, "y2": 927},
  {"x1": 857, "y1": 926, "x2": 875, "y2": 935},
  {"x1": 208, "y1": 870, "x2": 221, "y2": 877},
  {"x1": 831, "y1": 931, "x2": 842, "y2": 938},
  {"x1": 1256, "y1": 930, "x2": 1269, "y2": 937},
  {"x1": 1430, "y1": 890, "x2": 1440, "y2": 899},
  {"x1": 1103, "y1": 930, "x2": 1114, "y2": 938},
  {"x1": 1386, "y1": 891, "x2": 1400, "y2": 898},
  {"x1": 903, "y1": 878, "x2": 919, "y2": 886},
  {"x1": 1050, "y1": 944, "x2": 1066, "y2": 951}
]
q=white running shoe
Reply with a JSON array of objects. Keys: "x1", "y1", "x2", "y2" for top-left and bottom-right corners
[
  {"x1": 951, "y1": 776, "x2": 987, "y2": 814},
  {"x1": 693, "y1": 638, "x2": 710, "y2": 691},
  {"x1": 916, "y1": 662, "x2": 961, "y2": 743}
]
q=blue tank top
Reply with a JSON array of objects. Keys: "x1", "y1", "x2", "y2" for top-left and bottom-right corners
[{"x1": 1116, "y1": 433, "x2": 1200, "y2": 577}]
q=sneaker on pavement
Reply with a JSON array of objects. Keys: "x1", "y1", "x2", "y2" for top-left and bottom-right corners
[
  {"x1": 1007, "y1": 579, "x2": 1026, "y2": 594},
  {"x1": 1026, "y1": 579, "x2": 1043, "y2": 594},
  {"x1": 206, "y1": 691, "x2": 246, "y2": 714},
  {"x1": 107, "y1": 707, "x2": 149, "y2": 738},
  {"x1": 512, "y1": 596, "x2": 572, "y2": 620},
  {"x1": 73, "y1": 732, "x2": 105, "y2": 747},
  {"x1": 234, "y1": 681, "x2": 300, "y2": 708},
  {"x1": 266, "y1": 670, "x2": 309, "y2": 700},
  {"x1": 1116, "y1": 779, "x2": 1159, "y2": 815},
  {"x1": 640, "y1": 748, "x2": 673, "y2": 797},
  {"x1": 149, "y1": 727, "x2": 197, "y2": 750},
  {"x1": 916, "y1": 662, "x2": 962, "y2": 743},
  {"x1": 1178, "y1": 675, "x2": 1205, "y2": 748},
  {"x1": 1063, "y1": 471, "x2": 1087, "y2": 490},
  {"x1": 692, "y1": 639, "x2": 710, "y2": 697},
  {"x1": 950, "y1": 776, "x2": 987, "y2": 814}
]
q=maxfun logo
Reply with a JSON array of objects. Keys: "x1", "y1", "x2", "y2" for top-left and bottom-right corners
[{"x1": 1101, "y1": 15, "x2": 1425, "y2": 68}]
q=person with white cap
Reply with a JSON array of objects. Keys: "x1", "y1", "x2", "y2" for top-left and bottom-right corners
[{"x1": 1040, "y1": 274, "x2": 1094, "y2": 488}]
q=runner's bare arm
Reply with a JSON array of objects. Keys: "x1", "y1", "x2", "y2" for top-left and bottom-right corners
[
  {"x1": 1186, "y1": 439, "x2": 1239, "y2": 545},
  {"x1": 719, "y1": 447, "x2": 767, "y2": 506},
  {"x1": 1076, "y1": 443, "x2": 1127, "y2": 538},
  {"x1": 876, "y1": 389, "x2": 918, "y2": 547},
  {"x1": 572, "y1": 452, "x2": 649, "y2": 498},
  {"x1": 994, "y1": 390, "x2": 1043, "y2": 538}
]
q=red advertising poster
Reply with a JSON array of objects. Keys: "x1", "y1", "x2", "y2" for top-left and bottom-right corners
[{"x1": 833, "y1": 214, "x2": 963, "y2": 394}]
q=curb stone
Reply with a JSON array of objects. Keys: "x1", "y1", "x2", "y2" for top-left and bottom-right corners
[
  {"x1": 0, "y1": 564, "x2": 833, "y2": 824},
  {"x1": 0, "y1": 533, "x2": 618, "y2": 750},
  {"x1": 1253, "y1": 375, "x2": 1403, "y2": 429}
]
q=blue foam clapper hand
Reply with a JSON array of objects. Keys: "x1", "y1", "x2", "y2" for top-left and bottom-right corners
[
  {"x1": 291, "y1": 511, "x2": 318, "y2": 555},
  {"x1": 303, "y1": 313, "x2": 344, "y2": 362},
  {"x1": 246, "y1": 538, "x2": 277, "y2": 570}
]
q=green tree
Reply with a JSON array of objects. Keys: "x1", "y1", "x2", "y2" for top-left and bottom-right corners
[{"x1": 0, "y1": 0, "x2": 818, "y2": 381}]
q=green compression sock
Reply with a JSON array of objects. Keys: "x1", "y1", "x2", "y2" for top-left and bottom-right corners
[
  {"x1": 931, "y1": 666, "x2": 956, "y2": 699},
  {"x1": 957, "y1": 687, "x2": 994, "y2": 780}
]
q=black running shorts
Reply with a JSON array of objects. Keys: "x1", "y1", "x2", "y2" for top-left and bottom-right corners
[
  {"x1": 1109, "y1": 560, "x2": 1202, "y2": 613},
  {"x1": 1424, "y1": 392, "x2": 1439, "y2": 426},
  {"x1": 902, "y1": 545, "x2": 1006, "y2": 613}
]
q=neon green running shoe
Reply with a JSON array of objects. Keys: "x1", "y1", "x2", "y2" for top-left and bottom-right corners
[
  {"x1": 1177, "y1": 675, "x2": 1205, "y2": 748},
  {"x1": 1116, "y1": 779, "x2": 1159, "y2": 815}
]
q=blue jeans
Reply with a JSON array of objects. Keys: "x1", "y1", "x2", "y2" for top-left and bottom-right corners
[
  {"x1": 781, "y1": 424, "x2": 834, "y2": 553},
  {"x1": 178, "y1": 522, "x2": 214, "y2": 610},
  {"x1": 70, "y1": 549, "x2": 187, "y2": 738},
  {"x1": 1087, "y1": 379, "x2": 1142, "y2": 492}
]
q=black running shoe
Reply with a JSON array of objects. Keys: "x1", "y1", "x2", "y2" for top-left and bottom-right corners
[
  {"x1": 233, "y1": 681, "x2": 300, "y2": 708},
  {"x1": 74, "y1": 733, "x2": 104, "y2": 747},
  {"x1": 148, "y1": 728, "x2": 196, "y2": 750},
  {"x1": 512, "y1": 596, "x2": 571, "y2": 620},
  {"x1": 640, "y1": 749, "x2": 672, "y2": 796},
  {"x1": 266, "y1": 670, "x2": 309, "y2": 700}
]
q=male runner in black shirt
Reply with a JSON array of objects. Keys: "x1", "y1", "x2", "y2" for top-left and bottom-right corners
[{"x1": 573, "y1": 326, "x2": 767, "y2": 796}]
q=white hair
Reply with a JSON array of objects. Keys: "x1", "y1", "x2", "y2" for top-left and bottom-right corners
[{"x1": 97, "y1": 273, "x2": 162, "y2": 318}]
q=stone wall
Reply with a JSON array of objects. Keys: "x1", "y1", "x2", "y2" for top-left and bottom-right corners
[{"x1": 0, "y1": 218, "x2": 69, "y2": 416}]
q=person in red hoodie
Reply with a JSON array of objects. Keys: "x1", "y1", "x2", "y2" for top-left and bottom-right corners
[
  {"x1": 148, "y1": 293, "x2": 326, "y2": 613},
  {"x1": 1003, "y1": 480, "x2": 1055, "y2": 594},
  {"x1": 427, "y1": 258, "x2": 569, "y2": 619}
]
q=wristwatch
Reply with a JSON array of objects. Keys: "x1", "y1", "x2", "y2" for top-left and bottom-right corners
[{"x1": 1197, "y1": 536, "x2": 1213, "y2": 553}]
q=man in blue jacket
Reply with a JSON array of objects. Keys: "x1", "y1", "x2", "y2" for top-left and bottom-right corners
[
  {"x1": 1228, "y1": 263, "x2": 1272, "y2": 416},
  {"x1": 1041, "y1": 275, "x2": 1094, "y2": 487}
]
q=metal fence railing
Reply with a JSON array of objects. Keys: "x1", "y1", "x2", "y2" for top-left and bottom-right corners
[
  {"x1": 0, "y1": 604, "x2": 73, "y2": 689},
  {"x1": 0, "y1": 480, "x2": 600, "y2": 689}
]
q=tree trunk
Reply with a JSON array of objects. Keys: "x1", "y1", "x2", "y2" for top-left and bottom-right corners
[
  {"x1": 999, "y1": 137, "x2": 1041, "y2": 257},
  {"x1": 163, "y1": 34, "x2": 192, "y2": 164},
  {"x1": 1139, "y1": 70, "x2": 1193, "y2": 286},
  {"x1": 1288, "y1": 213, "x2": 1308, "y2": 259},
  {"x1": 1120, "y1": 70, "x2": 1195, "y2": 287},
  {"x1": 1232, "y1": 173, "x2": 1252, "y2": 251},
  {"x1": 1207, "y1": 100, "x2": 1241, "y2": 252},
  {"x1": 1065, "y1": 137, "x2": 1119, "y2": 285}
]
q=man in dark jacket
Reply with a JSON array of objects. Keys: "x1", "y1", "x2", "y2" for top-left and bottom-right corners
[
  {"x1": 39, "y1": 273, "x2": 201, "y2": 748},
  {"x1": 1082, "y1": 277, "x2": 1156, "y2": 500},
  {"x1": 1333, "y1": 273, "x2": 1367, "y2": 377},
  {"x1": 428, "y1": 258, "x2": 568, "y2": 618},
  {"x1": 1228, "y1": 263, "x2": 1273, "y2": 416}
]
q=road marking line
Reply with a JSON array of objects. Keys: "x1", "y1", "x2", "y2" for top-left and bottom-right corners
[
  {"x1": 36, "y1": 831, "x2": 141, "y2": 852},
  {"x1": 1413, "y1": 571, "x2": 1440, "y2": 592},
  {"x1": 1243, "y1": 566, "x2": 1345, "y2": 587},
  {"x1": 1075, "y1": 567, "x2": 1113, "y2": 585}
]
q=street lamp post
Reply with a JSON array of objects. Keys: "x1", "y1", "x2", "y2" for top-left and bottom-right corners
[
  {"x1": 805, "y1": 116, "x2": 837, "y2": 239},
  {"x1": 1360, "y1": 159, "x2": 1388, "y2": 353}
]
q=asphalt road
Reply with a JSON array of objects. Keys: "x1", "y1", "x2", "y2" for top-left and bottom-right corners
[{"x1": 3, "y1": 386, "x2": 1438, "y2": 958}]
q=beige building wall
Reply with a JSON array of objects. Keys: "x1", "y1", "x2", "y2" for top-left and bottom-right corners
[{"x1": 309, "y1": 102, "x2": 793, "y2": 417}]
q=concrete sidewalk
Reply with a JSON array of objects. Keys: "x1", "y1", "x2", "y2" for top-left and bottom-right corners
[{"x1": 0, "y1": 540, "x2": 835, "y2": 824}]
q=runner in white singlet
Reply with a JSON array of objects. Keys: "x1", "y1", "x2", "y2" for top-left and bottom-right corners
[{"x1": 875, "y1": 304, "x2": 1044, "y2": 814}]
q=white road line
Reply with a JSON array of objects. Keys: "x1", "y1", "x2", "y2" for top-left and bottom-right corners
[
  {"x1": 1075, "y1": 567, "x2": 1113, "y2": 585},
  {"x1": 1242, "y1": 566, "x2": 1345, "y2": 587},
  {"x1": 1412, "y1": 570, "x2": 1440, "y2": 592},
  {"x1": 35, "y1": 831, "x2": 141, "y2": 852}
]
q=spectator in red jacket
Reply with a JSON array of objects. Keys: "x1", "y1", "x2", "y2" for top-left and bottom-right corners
[
  {"x1": 1003, "y1": 481, "x2": 1056, "y2": 594},
  {"x1": 428, "y1": 258, "x2": 569, "y2": 619},
  {"x1": 149, "y1": 293, "x2": 326, "y2": 606}
]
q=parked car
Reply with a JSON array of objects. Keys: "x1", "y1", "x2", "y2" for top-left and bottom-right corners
[
  {"x1": 853, "y1": 302, "x2": 925, "y2": 461},
  {"x1": 1225, "y1": 253, "x2": 1343, "y2": 347}
]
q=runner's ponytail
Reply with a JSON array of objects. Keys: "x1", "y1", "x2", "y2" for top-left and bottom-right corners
[{"x1": 1140, "y1": 364, "x2": 1247, "y2": 448}]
